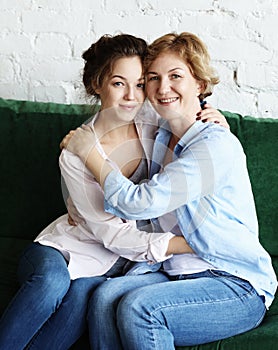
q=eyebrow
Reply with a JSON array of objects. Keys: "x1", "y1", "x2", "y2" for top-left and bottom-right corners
[
  {"x1": 111, "y1": 75, "x2": 126, "y2": 80},
  {"x1": 147, "y1": 68, "x2": 184, "y2": 75},
  {"x1": 111, "y1": 75, "x2": 144, "y2": 81}
]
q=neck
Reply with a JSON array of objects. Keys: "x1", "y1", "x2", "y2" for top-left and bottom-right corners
[
  {"x1": 167, "y1": 101, "x2": 201, "y2": 139},
  {"x1": 168, "y1": 115, "x2": 195, "y2": 140},
  {"x1": 94, "y1": 112, "x2": 136, "y2": 145}
]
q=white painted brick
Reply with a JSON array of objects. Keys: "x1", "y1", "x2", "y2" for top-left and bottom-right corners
[
  {"x1": 217, "y1": 0, "x2": 254, "y2": 15},
  {"x1": 93, "y1": 14, "x2": 172, "y2": 41},
  {"x1": 71, "y1": 0, "x2": 104, "y2": 11},
  {"x1": 191, "y1": 14, "x2": 247, "y2": 41},
  {"x1": 0, "y1": 82, "x2": 29, "y2": 101},
  {"x1": 218, "y1": 0, "x2": 275, "y2": 16},
  {"x1": 0, "y1": 56, "x2": 14, "y2": 81},
  {"x1": 25, "y1": 59, "x2": 82, "y2": 82},
  {"x1": 213, "y1": 61, "x2": 237, "y2": 85},
  {"x1": 237, "y1": 63, "x2": 278, "y2": 90},
  {"x1": 246, "y1": 14, "x2": 278, "y2": 48},
  {"x1": 34, "y1": 0, "x2": 71, "y2": 11},
  {"x1": 0, "y1": 33, "x2": 32, "y2": 55},
  {"x1": 22, "y1": 10, "x2": 91, "y2": 35},
  {"x1": 210, "y1": 83, "x2": 258, "y2": 116},
  {"x1": 64, "y1": 82, "x2": 88, "y2": 105},
  {"x1": 0, "y1": 0, "x2": 32, "y2": 10},
  {"x1": 0, "y1": 11, "x2": 21, "y2": 32},
  {"x1": 33, "y1": 84, "x2": 67, "y2": 103},
  {"x1": 106, "y1": 0, "x2": 138, "y2": 12},
  {"x1": 258, "y1": 91, "x2": 278, "y2": 118},
  {"x1": 209, "y1": 38, "x2": 272, "y2": 62},
  {"x1": 155, "y1": 0, "x2": 213, "y2": 11},
  {"x1": 0, "y1": 1, "x2": 277, "y2": 118},
  {"x1": 73, "y1": 35, "x2": 97, "y2": 59},
  {"x1": 34, "y1": 34, "x2": 72, "y2": 58}
]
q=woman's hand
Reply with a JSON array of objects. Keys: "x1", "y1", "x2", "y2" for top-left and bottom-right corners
[
  {"x1": 196, "y1": 103, "x2": 230, "y2": 129},
  {"x1": 60, "y1": 124, "x2": 97, "y2": 163}
]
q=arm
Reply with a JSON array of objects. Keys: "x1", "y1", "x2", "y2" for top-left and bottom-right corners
[
  {"x1": 61, "y1": 124, "x2": 227, "y2": 221},
  {"x1": 101, "y1": 145, "x2": 214, "y2": 220},
  {"x1": 60, "y1": 149, "x2": 193, "y2": 262}
]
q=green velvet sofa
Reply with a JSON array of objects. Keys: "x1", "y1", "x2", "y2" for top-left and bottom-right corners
[{"x1": 0, "y1": 97, "x2": 277, "y2": 349}]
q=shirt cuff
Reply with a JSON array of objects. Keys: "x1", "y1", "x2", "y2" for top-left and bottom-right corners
[{"x1": 147, "y1": 232, "x2": 175, "y2": 262}]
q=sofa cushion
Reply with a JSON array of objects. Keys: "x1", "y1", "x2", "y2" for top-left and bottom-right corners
[
  {"x1": 0, "y1": 98, "x2": 95, "y2": 241},
  {"x1": 221, "y1": 111, "x2": 278, "y2": 257}
]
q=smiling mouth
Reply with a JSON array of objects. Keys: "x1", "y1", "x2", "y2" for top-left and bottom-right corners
[
  {"x1": 119, "y1": 104, "x2": 138, "y2": 110},
  {"x1": 158, "y1": 97, "x2": 179, "y2": 104}
]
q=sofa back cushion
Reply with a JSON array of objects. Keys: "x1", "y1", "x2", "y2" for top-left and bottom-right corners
[
  {"x1": 0, "y1": 98, "x2": 94, "y2": 240},
  {"x1": 221, "y1": 111, "x2": 278, "y2": 257},
  {"x1": 0, "y1": 99, "x2": 277, "y2": 259}
]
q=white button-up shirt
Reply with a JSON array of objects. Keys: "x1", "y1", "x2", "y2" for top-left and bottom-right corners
[{"x1": 35, "y1": 111, "x2": 174, "y2": 279}]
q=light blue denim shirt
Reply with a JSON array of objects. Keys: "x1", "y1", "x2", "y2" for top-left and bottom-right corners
[{"x1": 103, "y1": 120, "x2": 277, "y2": 308}]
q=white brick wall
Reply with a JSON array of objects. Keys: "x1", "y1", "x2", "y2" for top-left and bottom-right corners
[{"x1": 0, "y1": 0, "x2": 277, "y2": 118}]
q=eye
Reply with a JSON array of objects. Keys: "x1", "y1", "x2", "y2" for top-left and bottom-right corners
[
  {"x1": 148, "y1": 75, "x2": 159, "y2": 81},
  {"x1": 113, "y1": 81, "x2": 124, "y2": 87},
  {"x1": 137, "y1": 83, "x2": 145, "y2": 89},
  {"x1": 171, "y1": 74, "x2": 181, "y2": 79}
]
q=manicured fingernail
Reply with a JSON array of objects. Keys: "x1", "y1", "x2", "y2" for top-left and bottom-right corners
[
  {"x1": 196, "y1": 116, "x2": 201, "y2": 120},
  {"x1": 196, "y1": 112, "x2": 201, "y2": 116},
  {"x1": 214, "y1": 121, "x2": 220, "y2": 124},
  {"x1": 202, "y1": 119, "x2": 207, "y2": 123}
]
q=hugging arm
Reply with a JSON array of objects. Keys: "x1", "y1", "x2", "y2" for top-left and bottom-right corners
[{"x1": 60, "y1": 149, "x2": 193, "y2": 261}]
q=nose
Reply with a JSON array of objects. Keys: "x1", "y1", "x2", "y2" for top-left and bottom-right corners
[
  {"x1": 158, "y1": 77, "x2": 171, "y2": 95},
  {"x1": 124, "y1": 86, "x2": 135, "y2": 100}
]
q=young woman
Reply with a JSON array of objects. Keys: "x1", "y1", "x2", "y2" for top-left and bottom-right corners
[
  {"x1": 63, "y1": 32, "x2": 277, "y2": 349},
  {"x1": 0, "y1": 34, "x2": 201, "y2": 350}
]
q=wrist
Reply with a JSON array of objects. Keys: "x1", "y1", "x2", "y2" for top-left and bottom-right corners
[{"x1": 85, "y1": 147, "x2": 112, "y2": 188}]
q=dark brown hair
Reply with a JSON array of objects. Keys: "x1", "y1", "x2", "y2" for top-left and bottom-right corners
[
  {"x1": 144, "y1": 32, "x2": 219, "y2": 100},
  {"x1": 82, "y1": 34, "x2": 148, "y2": 101}
]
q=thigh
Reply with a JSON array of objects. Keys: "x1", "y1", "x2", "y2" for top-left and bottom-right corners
[
  {"x1": 91, "y1": 272, "x2": 168, "y2": 308},
  {"x1": 17, "y1": 242, "x2": 68, "y2": 284},
  {"x1": 118, "y1": 271, "x2": 266, "y2": 347},
  {"x1": 26, "y1": 276, "x2": 107, "y2": 350},
  {"x1": 88, "y1": 272, "x2": 169, "y2": 350}
]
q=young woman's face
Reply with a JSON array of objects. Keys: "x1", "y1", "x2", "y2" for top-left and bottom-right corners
[
  {"x1": 146, "y1": 52, "x2": 203, "y2": 120},
  {"x1": 97, "y1": 56, "x2": 145, "y2": 113}
]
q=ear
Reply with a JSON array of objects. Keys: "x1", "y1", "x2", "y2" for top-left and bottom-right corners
[
  {"x1": 95, "y1": 87, "x2": 101, "y2": 94},
  {"x1": 92, "y1": 81, "x2": 101, "y2": 94}
]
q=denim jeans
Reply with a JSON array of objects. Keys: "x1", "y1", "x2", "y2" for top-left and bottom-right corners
[
  {"x1": 87, "y1": 272, "x2": 169, "y2": 350},
  {"x1": 0, "y1": 242, "x2": 106, "y2": 350},
  {"x1": 88, "y1": 270, "x2": 266, "y2": 350}
]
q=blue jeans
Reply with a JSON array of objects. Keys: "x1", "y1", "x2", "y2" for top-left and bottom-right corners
[
  {"x1": 87, "y1": 272, "x2": 169, "y2": 350},
  {"x1": 0, "y1": 242, "x2": 106, "y2": 350},
  {"x1": 88, "y1": 270, "x2": 266, "y2": 350}
]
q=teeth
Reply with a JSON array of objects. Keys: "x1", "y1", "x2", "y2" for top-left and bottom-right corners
[{"x1": 159, "y1": 98, "x2": 178, "y2": 103}]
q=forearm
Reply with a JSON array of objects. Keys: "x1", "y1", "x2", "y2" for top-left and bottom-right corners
[
  {"x1": 85, "y1": 148, "x2": 112, "y2": 188},
  {"x1": 166, "y1": 236, "x2": 194, "y2": 255}
]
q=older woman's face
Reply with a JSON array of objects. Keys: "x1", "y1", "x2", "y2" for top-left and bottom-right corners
[{"x1": 146, "y1": 52, "x2": 203, "y2": 120}]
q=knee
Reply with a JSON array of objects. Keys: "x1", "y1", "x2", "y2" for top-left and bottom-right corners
[
  {"x1": 29, "y1": 262, "x2": 71, "y2": 300},
  {"x1": 87, "y1": 280, "x2": 121, "y2": 320},
  {"x1": 117, "y1": 290, "x2": 145, "y2": 323},
  {"x1": 69, "y1": 277, "x2": 104, "y2": 305},
  {"x1": 90, "y1": 280, "x2": 121, "y2": 307}
]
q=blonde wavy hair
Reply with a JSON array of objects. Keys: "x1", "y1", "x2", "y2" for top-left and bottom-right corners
[{"x1": 144, "y1": 32, "x2": 219, "y2": 100}]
